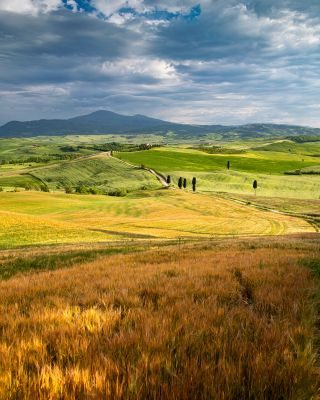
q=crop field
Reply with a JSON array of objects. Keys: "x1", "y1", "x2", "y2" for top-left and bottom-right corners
[
  {"x1": 117, "y1": 146, "x2": 320, "y2": 199},
  {"x1": 0, "y1": 135, "x2": 318, "y2": 399},
  {"x1": 0, "y1": 174, "x2": 41, "y2": 190},
  {"x1": 0, "y1": 190, "x2": 314, "y2": 249},
  {"x1": 31, "y1": 154, "x2": 161, "y2": 192},
  {"x1": 0, "y1": 137, "x2": 94, "y2": 162},
  {"x1": 0, "y1": 236, "x2": 319, "y2": 399}
]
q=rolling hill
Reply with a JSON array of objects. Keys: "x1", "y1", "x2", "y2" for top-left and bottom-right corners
[{"x1": 1, "y1": 110, "x2": 320, "y2": 138}]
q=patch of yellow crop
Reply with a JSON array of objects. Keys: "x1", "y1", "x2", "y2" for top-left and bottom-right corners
[
  {"x1": 0, "y1": 210, "x2": 112, "y2": 248},
  {"x1": 0, "y1": 190, "x2": 315, "y2": 248}
]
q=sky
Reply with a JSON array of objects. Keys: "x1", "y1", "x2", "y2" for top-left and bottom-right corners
[{"x1": 0, "y1": 0, "x2": 320, "y2": 126}]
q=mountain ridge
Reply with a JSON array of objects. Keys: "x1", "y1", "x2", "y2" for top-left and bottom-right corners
[{"x1": 1, "y1": 110, "x2": 320, "y2": 138}]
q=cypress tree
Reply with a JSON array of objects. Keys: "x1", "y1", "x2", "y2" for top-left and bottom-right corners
[
  {"x1": 183, "y1": 178, "x2": 187, "y2": 188},
  {"x1": 253, "y1": 180, "x2": 258, "y2": 195},
  {"x1": 192, "y1": 177, "x2": 196, "y2": 192},
  {"x1": 166, "y1": 175, "x2": 171, "y2": 184},
  {"x1": 178, "y1": 177, "x2": 183, "y2": 189}
]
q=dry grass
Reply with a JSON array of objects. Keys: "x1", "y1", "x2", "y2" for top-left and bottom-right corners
[{"x1": 0, "y1": 237, "x2": 319, "y2": 399}]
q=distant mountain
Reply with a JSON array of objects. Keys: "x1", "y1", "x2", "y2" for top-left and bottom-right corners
[{"x1": 1, "y1": 110, "x2": 320, "y2": 138}]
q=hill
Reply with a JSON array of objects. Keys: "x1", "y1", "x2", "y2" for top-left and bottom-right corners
[
  {"x1": 117, "y1": 147, "x2": 320, "y2": 199},
  {"x1": 30, "y1": 153, "x2": 161, "y2": 192},
  {"x1": 1, "y1": 110, "x2": 320, "y2": 138}
]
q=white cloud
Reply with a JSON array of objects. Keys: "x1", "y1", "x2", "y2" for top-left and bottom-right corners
[
  {"x1": 101, "y1": 58, "x2": 178, "y2": 81},
  {"x1": 222, "y1": 4, "x2": 320, "y2": 51},
  {"x1": 0, "y1": 0, "x2": 36, "y2": 14},
  {"x1": 0, "y1": 0, "x2": 61, "y2": 15}
]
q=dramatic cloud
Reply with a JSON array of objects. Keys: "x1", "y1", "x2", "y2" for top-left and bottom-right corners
[{"x1": 1, "y1": 0, "x2": 320, "y2": 126}]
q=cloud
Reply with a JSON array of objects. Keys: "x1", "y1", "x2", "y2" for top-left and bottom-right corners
[
  {"x1": 101, "y1": 58, "x2": 178, "y2": 82},
  {"x1": 1, "y1": 0, "x2": 320, "y2": 126},
  {"x1": 0, "y1": 0, "x2": 61, "y2": 15}
]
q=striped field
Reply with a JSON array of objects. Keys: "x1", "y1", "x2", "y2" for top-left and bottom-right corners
[{"x1": 0, "y1": 190, "x2": 314, "y2": 248}]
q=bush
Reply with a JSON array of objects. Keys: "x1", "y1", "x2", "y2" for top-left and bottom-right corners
[
  {"x1": 107, "y1": 189, "x2": 127, "y2": 197},
  {"x1": 40, "y1": 184, "x2": 50, "y2": 192},
  {"x1": 75, "y1": 185, "x2": 90, "y2": 194},
  {"x1": 89, "y1": 187, "x2": 103, "y2": 195},
  {"x1": 64, "y1": 186, "x2": 73, "y2": 194}
]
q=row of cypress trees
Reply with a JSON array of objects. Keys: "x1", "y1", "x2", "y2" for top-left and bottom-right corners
[
  {"x1": 166, "y1": 176, "x2": 197, "y2": 192},
  {"x1": 166, "y1": 162, "x2": 258, "y2": 194}
]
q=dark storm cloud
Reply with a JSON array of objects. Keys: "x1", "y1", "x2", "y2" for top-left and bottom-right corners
[{"x1": 1, "y1": 0, "x2": 320, "y2": 126}]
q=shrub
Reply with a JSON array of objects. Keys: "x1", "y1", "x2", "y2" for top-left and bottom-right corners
[
  {"x1": 64, "y1": 186, "x2": 73, "y2": 194},
  {"x1": 107, "y1": 189, "x2": 127, "y2": 197},
  {"x1": 89, "y1": 187, "x2": 103, "y2": 195},
  {"x1": 75, "y1": 185, "x2": 90, "y2": 194},
  {"x1": 40, "y1": 184, "x2": 50, "y2": 192}
]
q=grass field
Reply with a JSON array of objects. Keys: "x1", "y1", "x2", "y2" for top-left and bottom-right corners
[
  {"x1": 117, "y1": 147, "x2": 320, "y2": 199},
  {"x1": 0, "y1": 174, "x2": 41, "y2": 189},
  {"x1": 253, "y1": 140, "x2": 320, "y2": 154},
  {"x1": 0, "y1": 190, "x2": 314, "y2": 249},
  {"x1": 0, "y1": 136, "x2": 319, "y2": 198},
  {"x1": 31, "y1": 154, "x2": 161, "y2": 192},
  {"x1": 0, "y1": 236, "x2": 319, "y2": 399},
  {"x1": 0, "y1": 137, "x2": 91, "y2": 162}
]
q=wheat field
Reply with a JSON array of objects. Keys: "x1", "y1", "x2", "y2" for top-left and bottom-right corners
[{"x1": 0, "y1": 236, "x2": 319, "y2": 399}]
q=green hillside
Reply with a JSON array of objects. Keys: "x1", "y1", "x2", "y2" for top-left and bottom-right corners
[
  {"x1": 117, "y1": 147, "x2": 320, "y2": 199},
  {"x1": 117, "y1": 147, "x2": 320, "y2": 174},
  {"x1": 31, "y1": 154, "x2": 160, "y2": 192},
  {"x1": 253, "y1": 140, "x2": 320, "y2": 154}
]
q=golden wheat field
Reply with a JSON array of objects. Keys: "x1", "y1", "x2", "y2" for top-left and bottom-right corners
[{"x1": 0, "y1": 235, "x2": 319, "y2": 399}]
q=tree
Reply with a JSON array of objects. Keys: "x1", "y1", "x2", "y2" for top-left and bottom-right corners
[
  {"x1": 253, "y1": 180, "x2": 258, "y2": 195},
  {"x1": 166, "y1": 175, "x2": 171, "y2": 184},
  {"x1": 40, "y1": 184, "x2": 49, "y2": 192},
  {"x1": 178, "y1": 177, "x2": 183, "y2": 189},
  {"x1": 227, "y1": 160, "x2": 230, "y2": 170},
  {"x1": 192, "y1": 177, "x2": 196, "y2": 192},
  {"x1": 75, "y1": 185, "x2": 89, "y2": 194},
  {"x1": 183, "y1": 178, "x2": 187, "y2": 189},
  {"x1": 64, "y1": 185, "x2": 73, "y2": 194}
]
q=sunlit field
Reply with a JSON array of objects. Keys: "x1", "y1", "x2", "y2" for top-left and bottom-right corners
[
  {"x1": 117, "y1": 147, "x2": 320, "y2": 199},
  {"x1": 0, "y1": 190, "x2": 314, "y2": 248},
  {"x1": 0, "y1": 236, "x2": 319, "y2": 399}
]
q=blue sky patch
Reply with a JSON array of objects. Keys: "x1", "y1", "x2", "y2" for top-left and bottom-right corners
[
  {"x1": 62, "y1": 0, "x2": 96, "y2": 14},
  {"x1": 118, "y1": 4, "x2": 201, "y2": 21}
]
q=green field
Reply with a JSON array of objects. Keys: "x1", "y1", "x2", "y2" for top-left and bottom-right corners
[
  {"x1": 0, "y1": 174, "x2": 41, "y2": 189},
  {"x1": 0, "y1": 135, "x2": 318, "y2": 250},
  {"x1": 117, "y1": 146, "x2": 320, "y2": 199},
  {"x1": 31, "y1": 154, "x2": 161, "y2": 192}
]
